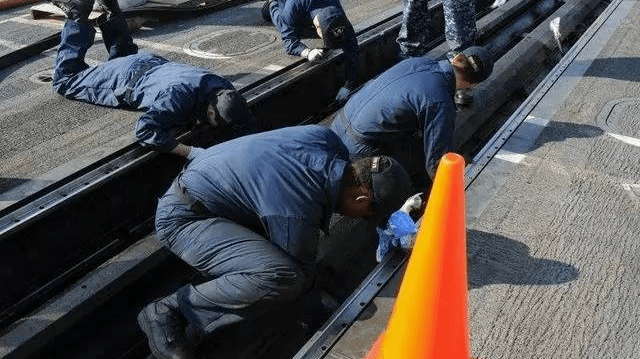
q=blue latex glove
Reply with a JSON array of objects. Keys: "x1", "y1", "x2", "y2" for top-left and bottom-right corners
[
  {"x1": 187, "y1": 146, "x2": 205, "y2": 160},
  {"x1": 335, "y1": 86, "x2": 352, "y2": 105},
  {"x1": 375, "y1": 210, "x2": 418, "y2": 262}
]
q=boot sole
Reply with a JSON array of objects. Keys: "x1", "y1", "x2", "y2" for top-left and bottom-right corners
[{"x1": 136, "y1": 309, "x2": 173, "y2": 359}]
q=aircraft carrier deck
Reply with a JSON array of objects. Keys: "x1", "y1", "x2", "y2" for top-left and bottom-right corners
[{"x1": 2, "y1": 0, "x2": 636, "y2": 358}]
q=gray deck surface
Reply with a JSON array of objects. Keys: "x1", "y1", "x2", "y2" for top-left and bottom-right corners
[
  {"x1": 0, "y1": 0, "x2": 402, "y2": 208},
  {"x1": 325, "y1": 0, "x2": 640, "y2": 358}
]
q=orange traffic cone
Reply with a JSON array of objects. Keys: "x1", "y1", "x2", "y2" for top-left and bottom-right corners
[{"x1": 364, "y1": 152, "x2": 469, "y2": 359}]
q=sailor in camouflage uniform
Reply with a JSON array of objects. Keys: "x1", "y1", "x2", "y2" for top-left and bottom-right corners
[
  {"x1": 397, "y1": 0, "x2": 476, "y2": 57},
  {"x1": 397, "y1": 0, "x2": 479, "y2": 105}
]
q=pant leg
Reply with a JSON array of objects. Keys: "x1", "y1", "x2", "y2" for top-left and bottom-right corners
[
  {"x1": 97, "y1": 13, "x2": 138, "y2": 60},
  {"x1": 53, "y1": 20, "x2": 95, "y2": 92},
  {"x1": 396, "y1": 0, "x2": 430, "y2": 58},
  {"x1": 53, "y1": 20, "x2": 136, "y2": 107},
  {"x1": 269, "y1": 0, "x2": 288, "y2": 34},
  {"x1": 155, "y1": 190, "x2": 307, "y2": 337},
  {"x1": 443, "y1": 0, "x2": 476, "y2": 52}
]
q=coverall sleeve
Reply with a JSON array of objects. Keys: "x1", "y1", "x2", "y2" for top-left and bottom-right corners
[
  {"x1": 422, "y1": 101, "x2": 456, "y2": 179},
  {"x1": 264, "y1": 215, "x2": 320, "y2": 266},
  {"x1": 134, "y1": 84, "x2": 196, "y2": 150},
  {"x1": 273, "y1": 0, "x2": 308, "y2": 56},
  {"x1": 342, "y1": 26, "x2": 359, "y2": 87}
]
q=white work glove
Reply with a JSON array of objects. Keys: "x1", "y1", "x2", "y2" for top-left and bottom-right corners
[
  {"x1": 375, "y1": 193, "x2": 424, "y2": 262},
  {"x1": 187, "y1": 146, "x2": 205, "y2": 160},
  {"x1": 399, "y1": 192, "x2": 424, "y2": 214},
  {"x1": 301, "y1": 48, "x2": 327, "y2": 62}
]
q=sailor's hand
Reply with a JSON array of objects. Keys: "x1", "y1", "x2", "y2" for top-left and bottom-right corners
[
  {"x1": 399, "y1": 192, "x2": 423, "y2": 214},
  {"x1": 301, "y1": 48, "x2": 327, "y2": 62}
]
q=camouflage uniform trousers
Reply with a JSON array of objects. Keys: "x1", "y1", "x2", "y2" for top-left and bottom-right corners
[{"x1": 397, "y1": 0, "x2": 476, "y2": 58}]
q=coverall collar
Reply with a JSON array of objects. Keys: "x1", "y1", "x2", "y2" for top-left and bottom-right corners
[{"x1": 438, "y1": 59, "x2": 456, "y2": 95}]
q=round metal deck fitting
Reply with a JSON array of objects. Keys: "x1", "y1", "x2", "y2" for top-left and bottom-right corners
[
  {"x1": 596, "y1": 98, "x2": 640, "y2": 139},
  {"x1": 184, "y1": 29, "x2": 277, "y2": 59}
]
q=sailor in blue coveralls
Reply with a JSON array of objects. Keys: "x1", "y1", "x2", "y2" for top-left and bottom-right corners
[
  {"x1": 50, "y1": 0, "x2": 255, "y2": 159},
  {"x1": 330, "y1": 46, "x2": 493, "y2": 192},
  {"x1": 262, "y1": 0, "x2": 359, "y2": 104},
  {"x1": 135, "y1": 125, "x2": 410, "y2": 359}
]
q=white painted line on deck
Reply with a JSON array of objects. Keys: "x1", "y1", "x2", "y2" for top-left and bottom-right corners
[
  {"x1": 133, "y1": 38, "x2": 185, "y2": 54},
  {"x1": 607, "y1": 132, "x2": 640, "y2": 148},
  {"x1": 182, "y1": 48, "x2": 230, "y2": 59},
  {"x1": 524, "y1": 115, "x2": 551, "y2": 127},
  {"x1": 0, "y1": 14, "x2": 36, "y2": 25},
  {"x1": 8, "y1": 16, "x2": 184, "y2": 54},
  {"x1": 7, "y1": 15, "x2": 187, "y2": 56},
  {"x1": 10, "y1": 14, "x2": 64, "y2": 29},
  {"x1": 494, "y1": 149, "x2": 527, "y2": 164},
  {"x1": 0, "y1": 201, "x2": 15, "y2": 209},
  {"x1": 511, "y1": 115, "x2": 551, "y2": 144},
  {"x1": 5, "y1": 16, "x2": 228, "y2": 58},
  {"x1": 264, "y1": 64, "x2": 284, "y2": 71}
]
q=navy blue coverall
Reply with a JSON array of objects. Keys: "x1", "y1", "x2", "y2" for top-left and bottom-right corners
[
  {"x1": 154, "y1": 125, "x2": 349, "y2": 336},
  {"x1": 330, "y1": 57, "x2": 456, "y2": 187},
  {"x1": 53, "y1": 20, "x2": 241, "y2": 151},
  {"x1": 269, "y1": 0, "x2": 359, "y2": 87}
]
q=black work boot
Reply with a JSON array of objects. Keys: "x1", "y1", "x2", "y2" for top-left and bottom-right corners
[
  {"x1": 96, "y1": 12, "x2": 138, "y2": 59},
  {"x1": 95, "y1": 0, "x2": 122, "y2": 17},
  {"x1": 261, "y1": 0, "x2": 273, "y2": 23},
  {"x1": 137, "y1": 294, "x2": 194, "y2": 359},
  {"x1": 49, "y1": 0, "x2": 94, "y2": 22}
]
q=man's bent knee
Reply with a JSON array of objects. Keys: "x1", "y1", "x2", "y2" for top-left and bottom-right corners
[{"x1": 254, "y1": 263, "x2": 307, "y2": 302}]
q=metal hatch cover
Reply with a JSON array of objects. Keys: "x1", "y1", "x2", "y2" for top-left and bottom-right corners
[
  {"x1": 185, "y1": 29, "x2": 277, "y2": 58},
  {"x1": 596, "y1": 97, "x2": 640, "y2": 141}
]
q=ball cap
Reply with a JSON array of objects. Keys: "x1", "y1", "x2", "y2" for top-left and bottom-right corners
[
  {"x1": 315, "y1": 6, "x2": 349, "y2": 49},
  {"x1": 370, "y1": 156, "x2": 411, "y2": 221},
  {"x1": 210, "y1": 89, "x2": 255, "y2": 128},
  {"x1": 461, "y1": 46, "x2": 494, "y2": 83}
]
